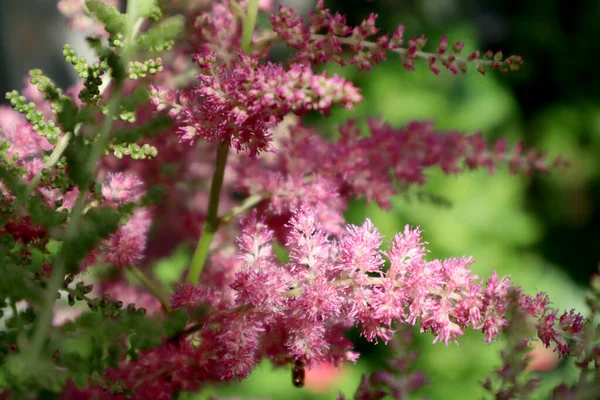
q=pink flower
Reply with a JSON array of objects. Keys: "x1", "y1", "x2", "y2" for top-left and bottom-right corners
[
  {"x1": 232, "y1": 118, "x2": 557, "y2": 226},
  {"x1": 0, "y1": 106, "x2": 53, "y2": 160},
  {"x1": 151, "y1": 52, "x2": 361, "y2": 157},
  {"x1": 101, "y1": 172, "x2": 145, "y2": 204},
  {"x1": 103, "y1": 209, "x2": 152, "y2": 268},
  {"x1": 338, "y1": 219, "x2": 385, "y2": 277}
]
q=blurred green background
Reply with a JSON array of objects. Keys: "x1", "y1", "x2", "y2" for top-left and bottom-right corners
[{"x1": 1, "y1": 0, "x2": 599, "y2": 398}]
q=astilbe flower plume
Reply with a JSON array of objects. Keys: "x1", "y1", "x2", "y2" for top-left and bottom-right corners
[
  {"x1": 101, "y1": 172, "x2": 145, "y2": 204},
  {"x1": 203, "y1": 212, "x2": 579, "y2": 358},
  {"x1": 0, "y1": 106, "x2": 53, "y2": 162},
  {"x1": 268, "y1": 0, "x2": 524, "y2": 74},
  {"x1": 150, "y1": 51, "x2": 362, "y2": 157},
  {"x1": 192, "y1": 0, "x2": 275, "y2": 64},
  {"x1": 191, "y1": 0, "x2": 243, "y2": 65},
  {"x1": 83, "y1": 172, "x2": 151, "y2": 269},
  {"x1": 232, "y1": 116, "x2": 563, "y2": 234},
  {"x1": 79, "y1": 207, "x2": 589, "y2": 398}
]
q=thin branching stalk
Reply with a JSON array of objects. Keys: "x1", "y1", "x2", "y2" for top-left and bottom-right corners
[
  {"x1": 218, "y1": 193, "x2": 265, "y2": 227},
  {"x1": 127, "y1": 266, "x2": 172, "y2": 313},
  {"x1": 187, "y1": 141, "x2": 229, "y2": 284},
  {"x1": 187, "y1": 0, "x2": 259, "y2": 284}
]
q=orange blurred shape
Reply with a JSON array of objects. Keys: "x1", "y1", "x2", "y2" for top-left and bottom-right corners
[
  {"x1": 305, "y1": 362, "x2": 346, "y2": 393},
  {"x1": 525, "y1": 342, "x2": 560, "y2": 372}
]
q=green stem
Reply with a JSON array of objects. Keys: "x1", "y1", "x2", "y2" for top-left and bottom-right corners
[
  {"x1": 26, "y1": 0, "x2": 144, "y2": 361},
  {"x1": 62, "y1": 286, "x2": 93, "y2": 304},
  {"x1": 186, "y1": 0, "x2": 259, "y2": 285},
  {"x1": 28, "y1": 190, "x2": 86, "y2": 359},
  {"x1": 241, "y1": 0, "x2": 259, "y2": 55},
  {"x1": 218, "y1": 193, "x2": 265, "y2": 227},
  {"x1": 187, "y1": 141, "x2": 229, "y2": 284},
  {"x1": 127, "y1": 266, "x2": 172, "y2": 313},
  {"x1": 10, "y1": 300, "x2": 24, "y2": 333},
  {"x1": 23, "y1": 133, "x2": 72, "y2": 201},
  {"x1": 251, "y1": 32, "x2": 512, "y2": 70},
  {"x1": 8, "y1": 132, "x2": 72, "y2": 222}
]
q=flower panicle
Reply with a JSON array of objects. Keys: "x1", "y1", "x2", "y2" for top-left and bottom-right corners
[
  {"x1": 167, "y1": 208, "x2": 586, "y2": 379},
  {"x1": 151, "y1": 51, "x2": 362, "y2": 157},
  {"x1": 233, "y1": 118, "x2": 565, "y2": 221},
  {"x1": 268, "y1": 0, "x2": 524, "y2": 74}
]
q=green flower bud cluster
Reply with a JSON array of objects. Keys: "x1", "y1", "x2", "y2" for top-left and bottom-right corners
[
  {"x1": 128, "y1": 57, "x2": 164, "y2": 79},
  {"x1": 62, "y1": 45, "x2": 89, "y2": 79},
  {"x1": 6, "y1": 91, "x2": 62, "y2": 143},
  {"x1": 111, "y1": 142, "x2": 158, "y2": 160}
]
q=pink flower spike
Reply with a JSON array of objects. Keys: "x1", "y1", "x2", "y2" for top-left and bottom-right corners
[
  {"x1": 103, "y1": 209, "x2": 152, "y2": 268},
  {"x1": 101, "y1": 172, "x2": 144, "y2": 204},
  {"x1": 338, "y1": 219, "x2": 385, "y2": 276}
]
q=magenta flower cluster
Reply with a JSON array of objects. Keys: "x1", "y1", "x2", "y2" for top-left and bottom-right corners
[
  {"x1": 150, "y1": 51, "x2": 361, "y2": 156},
  {"x1": 188, "y1": 209, "x2": 583, "y2": 360}
]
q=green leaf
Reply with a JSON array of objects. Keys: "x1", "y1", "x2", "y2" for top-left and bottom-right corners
[
  {"x1": 135, "y1": 15, "x2": 184, "y2": 52},
  {"x1": 61, "y1": 207, "x2": 121, "y2": 273},
  {"x1": 57, "y1": 100, "x2": 79, "y2": 134},
  {"x1": 0, "y1": 257, "x2": 43, "y2": 302},
  {"x1": 74, "y1": 311, "x2": 104, "y2": 331},
  {"x1": 27, "y1": 195, "x2": 64, "y2": 230},
  {"x1": 164, "y1": 308, "x2": 188, "y2": 338},
  {"x1": 64, "y1": 135, "x2": 92, "y2": 189},
  {"x1": 0, "y1": 161, "x2": 25, "y2": 198},
  {"x1": 4, "y1": 355, "x2": 66, "y2": 393},
  {"x1": 86, "y1": 37, "x2": 104, "y2": 53},
  {"x1": 105, "y1": 49, "x2": 127, "y2": 85},
  {"x1": 85, "y1": 0, "x2": 126, "y2": 36},
  {"x1": 136, "y1": 0, "x2": 160, "y2": 19},
  {"x1": 19, "y1": 308, "x2": 37, "y2": 325},
  {"x1": 63, "y1": 352, "x2": 92, "y2": 388},
  {"x1": 141, "y1": 184, "x2": 165, "y2": 207}
]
